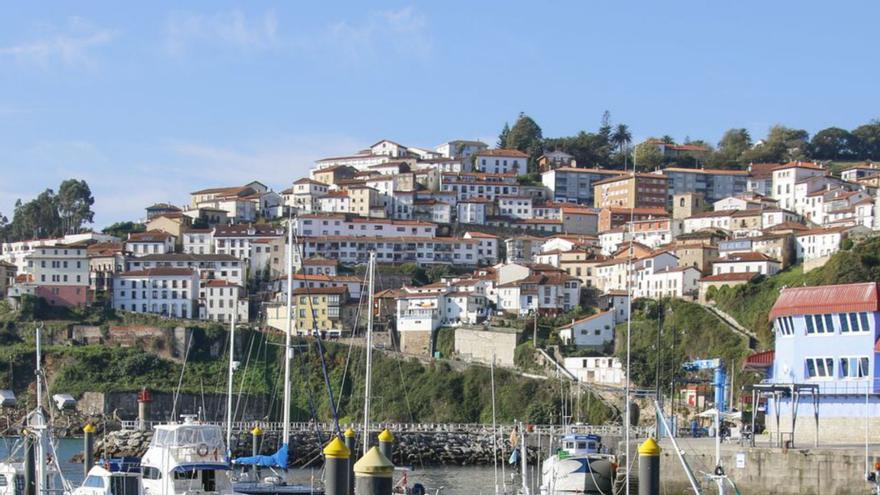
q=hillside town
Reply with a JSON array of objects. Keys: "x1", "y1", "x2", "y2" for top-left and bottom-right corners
[{"x1": 2, "y1": 136, "x2": 880, "y2": 399}]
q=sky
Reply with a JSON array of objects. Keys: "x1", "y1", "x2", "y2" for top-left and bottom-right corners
[{"x1": 1, "y1": 1, "x2": 878, "y2": 227}]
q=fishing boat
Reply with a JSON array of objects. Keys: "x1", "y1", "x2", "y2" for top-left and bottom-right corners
[{"x1": 538, "y1": 433, "x2": 615, "y2": 495}]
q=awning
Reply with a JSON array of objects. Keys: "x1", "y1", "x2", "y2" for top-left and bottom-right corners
[{"x1": 233, "y1": 444, "x2": 289, "y2": 469}]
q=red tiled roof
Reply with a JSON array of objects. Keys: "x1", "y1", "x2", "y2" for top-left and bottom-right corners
[
  {"x1": 292, "y1": 286, "x2": 349, "y2": 295},
  {"x1": 476, "y1": 149, "x2": 529, "y2": 158},
  {"x1": 700, "y1": 272, "x2": 759, "y2": 283},
  {"x1": 768, "y1": 282, "x2": 879, "y2": 320}
]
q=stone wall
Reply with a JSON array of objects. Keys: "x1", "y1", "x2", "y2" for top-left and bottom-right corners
[
  {"x1": 454, "y1": 327, "x2": 520, "y2": 367},
  {"x1": 400, "y1": 331, "x2": 431, "y2": 355},
  {"x1": 658, "y1": 439, "x2": 880, "y2": 495},
  {"x1": 766, "y1": 413, "x2": 880, "y2": 445}
]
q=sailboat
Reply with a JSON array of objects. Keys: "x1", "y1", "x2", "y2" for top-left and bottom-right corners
[
  {"x1": 232, "y1": 219, "x2": 324, "y2": 495},
  {"x1": 0, "y1": 324, "x2": 70, "y2": 495}
]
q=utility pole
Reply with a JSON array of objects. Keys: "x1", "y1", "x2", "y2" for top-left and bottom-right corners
[{"x1": 655, "y1": 299, "x2": 663, "y2": 409}]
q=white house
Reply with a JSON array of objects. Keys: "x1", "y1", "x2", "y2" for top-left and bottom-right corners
[
  {"x1": 558, "y1": 310, "x2": 615, "y2": 348},
  {"x1": 497, "y1": 196, "x2": 533, "y2": 219},
  {"x1": 199, "y1": 280, "x2": 248, "y2": 322},
  {"x1": 126, "y1": 231, "x2": 176, "y2": 257},
  {"x1": 641, "y1": 266, "x2": 701, "y2": 300},
  {"x1": 474, "y1": 149, "x2": 529, "y2": 175},
  {"x1": 112, "y1": 268, "x2": 200, "y2": 319},
  {"x1": 712, "y1": 252, "x2": 781, "y2": 276},
  {"x1": 770, "y1": 162, "x2": 826, "y2": 211},
  {"x1": 794, "y1": 226, "x2": 864, "y2": 262},
  {"x1": 182, "y1": 229, "x2": 214, "y2": 255},
  {"x1": 457, "y1": 198, "x2": 492, "y2": 224},
  {"x1": 564, "y1": 356, "x2": 626, "y2": 386}
]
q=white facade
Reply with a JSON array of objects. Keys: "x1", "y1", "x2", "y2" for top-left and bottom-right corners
[
  {"x1": 640, "y1": 266, "x2": 700, "y2": 299},
  {"x1": 475, "y1": 150, "x2": 528, "y2": 175},
  {"x1": 497, "y1": 196, "x2": 533, "y2": 219},
  {"x1": 199, "y1": 281, "x2": 249, "y2": 322},
  {"x1": 558, "y1": 310, "x2": 615, "y2": 348},
  {"x1": 771, "y1": 164, "x2": 826, "y2": 211},
  {"x1": 564, "y1": 356, "x2": 626, "y2": 386},
  {"x1": 182, "y1": 230, "x2": 214, "y2": 255},
  {"x1": 112, "y1": 268, "x2": 199, "y2": 319},
  {"x1": 457, "y1": 200, "x2": 489, "y2": 224},
  {"x1": 126, "y1": 253, "x2": 245, "y2": 286},
  {"x1": 294, "y1": 215, "x2": 437, "y2": 238},
  {"x1": 126, "y1": 232, "x2": 175, "y2": 257}
]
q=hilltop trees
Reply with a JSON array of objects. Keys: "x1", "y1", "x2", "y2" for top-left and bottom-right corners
[
  {"x1": 1, "y1": 180, "x2": 95, "y2": 242},
  {"x1": 499, "y1": 113, "x2": 544, "y2": 173}
]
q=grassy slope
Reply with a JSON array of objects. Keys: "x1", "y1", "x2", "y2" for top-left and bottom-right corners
[{"x1": 712, "y1": 237, "x2": 880, "y2": 348}]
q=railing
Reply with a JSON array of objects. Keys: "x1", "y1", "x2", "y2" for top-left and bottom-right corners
[{"x1": 119, "y1": 420, "x2": 655, "y2": 438}]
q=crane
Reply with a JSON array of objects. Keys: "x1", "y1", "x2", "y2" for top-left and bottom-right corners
[{"x1": 682, "y1": 358, "x2": 727, "y2": 412}]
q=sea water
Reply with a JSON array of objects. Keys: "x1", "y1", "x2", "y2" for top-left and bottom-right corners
[{"x1": 0, "y1": 438, "x2": 536, "y2": 495}]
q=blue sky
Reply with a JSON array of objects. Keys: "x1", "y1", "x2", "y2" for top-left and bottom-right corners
[{"x1": 1, "y1": 1, "x2": 878, "y2": 227}]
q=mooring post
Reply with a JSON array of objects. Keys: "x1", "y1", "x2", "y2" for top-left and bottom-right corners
[
  {"x1": 353, "y1": 446, "x2": 393, "y2": 495},
  {"x1": 251, "y1": 426, "x2": 263, "y2": 456},
  {"x1": 377, "y1": 428, "x2": 394, "y2": 464},
  {"x1": 324, "y1": 436, "x2": 351, "y2": 495},
  {"x1": 344, "y1": 428, "x2": 356, "y2": 495},
  {"x1": 83, "y1": 423, "x2": 96, "y2": 478},
  {"x1": 24, "y1": 431, "x2": 35, "y2": 495},
  {"x1": 638, "y1": 437, "x2": 661, "y2": 495}
]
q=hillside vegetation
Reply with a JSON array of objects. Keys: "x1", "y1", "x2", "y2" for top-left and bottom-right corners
[
  {"x1": 614, "y1": 299, "x2": 752, "y2": 391},
  {"x1": 711, "y1": 237, "x2": 880, "y2": 347},
  {"x1": 0, "y1": 315, "x2": 612, "y2": 425}
]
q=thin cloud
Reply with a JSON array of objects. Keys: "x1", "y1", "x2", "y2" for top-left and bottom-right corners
[
  {"x1": 327, "y1": 7, "x2": 431, "y2": 61},
  {"x1": 164, "y1": 9, "x2": 279, "y2": 55},
  {"x1": 0, "y1": 17, "x2": 116, "y2": 68}
]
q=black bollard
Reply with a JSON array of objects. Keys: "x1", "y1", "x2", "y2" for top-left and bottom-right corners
[
  {"x1": 353, "y1": 446, "x2": 393, "y2": 495},
  {"x1": 323, "y1": 437, "x2": 351, "y2": 495},
  {"x1": 377, "y1": 429, "x2": 394, "y2": 464},
  {"x1": 344, "y1": 428, "x2": 356, "y2": 495},
  {"x1": 638, "y1": 438, "x2": 661, "y2": 495},
  {"x1": 83, "y1": 423, "x2": 96, "y2": 478}
]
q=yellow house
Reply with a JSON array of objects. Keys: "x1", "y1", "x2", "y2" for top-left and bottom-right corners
[
  {"x1": 292, "y1": 286, "x2": 350, "y2": 337},
  {"x1": 146, "y1": 213, "x2": 192, "y2": 242}
]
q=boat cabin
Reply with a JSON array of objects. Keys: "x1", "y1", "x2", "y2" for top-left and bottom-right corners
[
  {"x1": 0, "y1": 463, "x2": 23, "y2": 495},
  {"x1": 140, "y1": 416, "x2": 233, "y2": 495},
  {"x1": 73, "y1": 462, "x2": 142, "y2": 495},
  {"x1": 559, "y1": 434, "x2": 602, "y2": 456}
]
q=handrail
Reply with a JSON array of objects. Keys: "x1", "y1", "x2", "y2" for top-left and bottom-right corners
[{"x1": 118, "y1": 420, "x2": 655, "y2": 437}]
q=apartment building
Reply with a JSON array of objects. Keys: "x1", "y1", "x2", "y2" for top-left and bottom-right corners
[
  {"x1": 295, "y1": 235, "x2": 497, "y2": 267},
  {"x1": 126, "y1": 231, "x2": 175, "y2": 257},
  {"x1": 474, "y1": 149, "x2": 529, "y2": 175},
  {"x1": 27, "y1": 244, "x2": 90, "y2": 307},
  {"x1": 294, "y1": 214, "x2": 437, "y2": 238},
  {"x1": 112, "y1": 268, "x2": 199, "y2": 319},
  {"x1": 199, "y1": 280, "x2": 248, "y2": 322},
  {"x1": 593, "y1": 173, "x2": 668, "y2": 209},
  {"x1": 541, "y1": 167, "x2": 624, "y2": 205},
  {"x1": 659, "y1": 167, "x2": 748, "y2": 204},
  {"x1": 126, "y1": 253, "x2": 245, "y2": 286}
]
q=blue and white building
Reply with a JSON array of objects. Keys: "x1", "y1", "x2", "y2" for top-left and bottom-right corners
[{"x1": 764, "y1": 282, "x2": 880, "y2": 444}]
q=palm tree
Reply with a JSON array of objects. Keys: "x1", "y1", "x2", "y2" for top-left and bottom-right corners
[{"x1": 611, "y1": 124, "x2": 633, "y2": 168}]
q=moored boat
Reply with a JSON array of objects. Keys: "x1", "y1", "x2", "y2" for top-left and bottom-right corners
[{"x1": 539, "y1": 433, "x2": 616, "y2": 495}]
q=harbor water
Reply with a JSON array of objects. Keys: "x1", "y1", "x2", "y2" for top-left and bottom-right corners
[{"x1": 0, "y1": 438, "x2": 536, "y2": 495}]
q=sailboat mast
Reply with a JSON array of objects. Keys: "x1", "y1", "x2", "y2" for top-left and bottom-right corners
[
  {"x1": 491, "y1": 355, "x2": 499, "y2": 495},
  {"x1": 282, "y1": 219, "x2": 294, "y2": 447},
  {"x1": 34, "y1": 323, "x2": 46, "y2": 495},
  {"x1": 363, "y1": 251, "x2": 376, "y2": 456},
  {"x1": 226, "y1": 309, "x2": 236, "y2": 453}
]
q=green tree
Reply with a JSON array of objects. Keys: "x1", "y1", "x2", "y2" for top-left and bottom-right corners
[
  {"x1": 57, "y1": 179, "x2": 95, "y2": 234},
  {"x1": 743, "y1": 125, "x2": 809, "y2": 163},
  {"x1": 598, "y1": 110, "x2": 612, "y2": 143},
  {"x1": 610, "y1": 124, "x2": 633, "y2": 167},
  {"x1": 102, "y1": 221, "x2": 146, "y2": 239},
  {"x1": 9, "y1": 190, "x2": 61, "y2": 241},
  {"x1": 497, "y1": 122, "x2": 510, "y2": 149},
  {"x1": 634, "y1": 141, "x2": 664, "y2": 170},
  {"x1": 504, "y1": 113, "x2": 544, "y2": 173},
  {"x1": 852, "y1": 121, "x2": 880, "y2": 160},
  {"x1": 707, "y1": 128, "x2": 751, "y2": 168},
  {"x1": 810, "y1": 127, "x2": 858, "y2": 160}
]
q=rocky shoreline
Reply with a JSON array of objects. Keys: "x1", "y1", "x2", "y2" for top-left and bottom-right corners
[{"x1": 80, "y1": 428, "x2": 539, "y2": 467}]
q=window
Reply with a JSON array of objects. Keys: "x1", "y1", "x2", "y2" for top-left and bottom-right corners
[
  {"x1": 805, "y1": 357, "x2": 834, "y2": 379},
  {"x1": 840, "y1": 357, "x2": 870, "y2": 379},
  {"x1": 83, "y1": 476, "x2": 105, "y2": 488}
]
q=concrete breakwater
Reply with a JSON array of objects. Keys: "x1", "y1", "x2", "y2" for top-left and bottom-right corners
[{"x1": 85, "y1": 428, "x2": 539, "y2": 467}]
